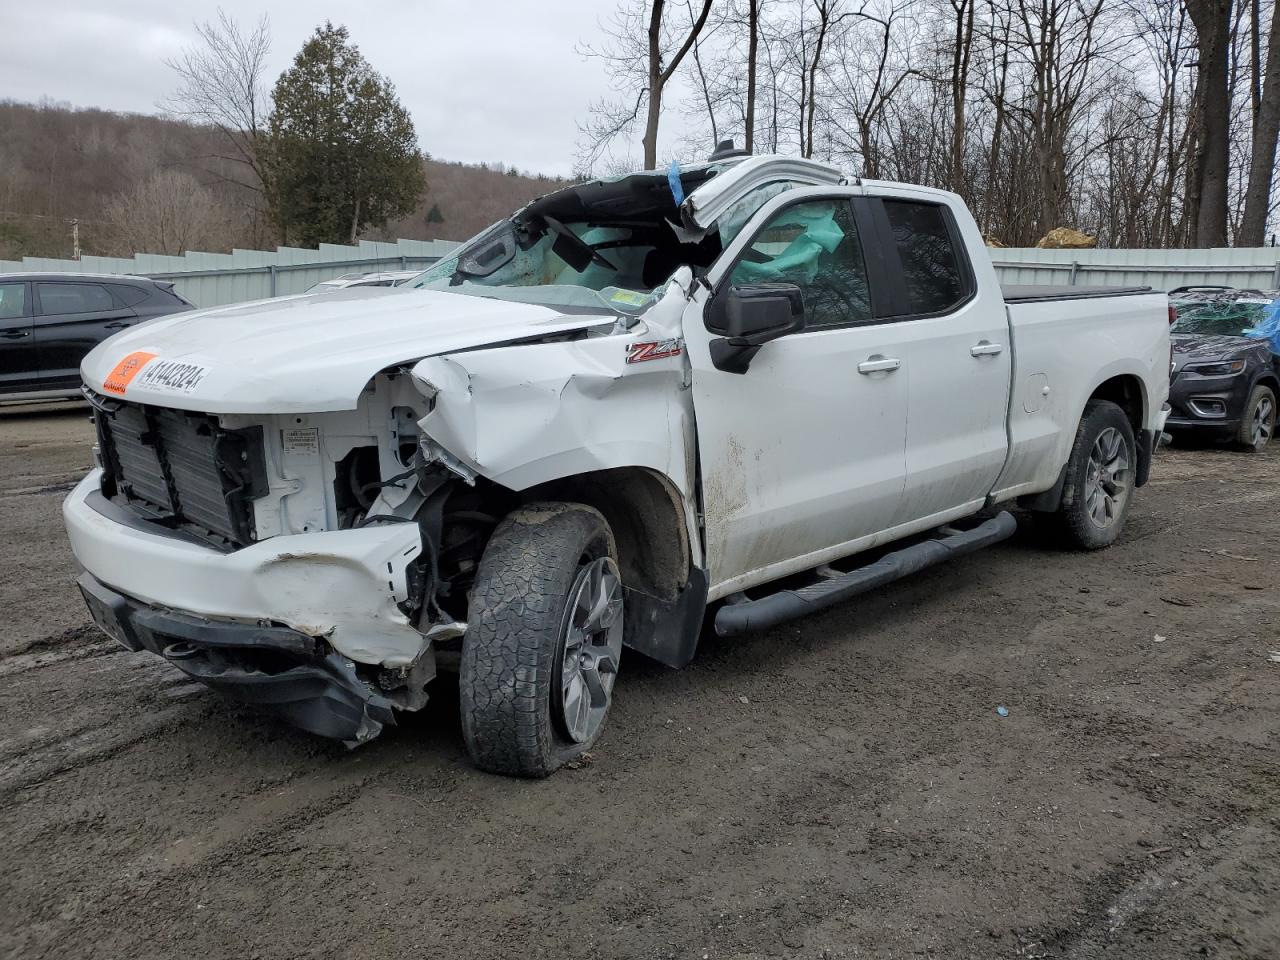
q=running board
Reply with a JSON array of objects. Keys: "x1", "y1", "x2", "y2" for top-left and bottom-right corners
[{"x1": 713, "y1": 510, "x2": 1018, "y2": 637}]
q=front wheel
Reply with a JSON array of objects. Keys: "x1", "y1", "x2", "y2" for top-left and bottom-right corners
[
  {"x1": 1236, "y1": 384, "x2": 1275, "y2": 452},
  {"x1": 459, "y1": 502, "x2": 623, "y2": 777},
  {"x1": 1044, "y1": 400, "x2": 1136, "y2": 550}
]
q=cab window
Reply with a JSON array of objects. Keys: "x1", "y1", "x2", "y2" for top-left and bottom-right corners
[
  {"x1": 0, "y1": 283, "x2": 26, "y2": 320},
  {"x1": 882, "y1": 200, "x2": 968, "y2": 315},
  {"x1": 36, "y1": 282, "x2": 115, "y2": 315},
  {"x1": 728, "y1": 199, "x2": 871, "y2": 328}
]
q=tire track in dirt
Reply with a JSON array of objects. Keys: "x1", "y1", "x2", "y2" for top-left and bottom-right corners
[
  {"x1": 3, "y1": 414, "x2": 1280, "y2": 959},
  {"x1": 0, "y1": 704, "x2": 212, "y2": 799}
]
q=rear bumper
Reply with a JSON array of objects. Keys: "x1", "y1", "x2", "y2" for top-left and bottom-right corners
[
  {"x1": 62, "y1": 471, "x2": 427, "y2": 668},
  {"x1": 78, "y1": 573, "x2": 395, "y2": 744}
]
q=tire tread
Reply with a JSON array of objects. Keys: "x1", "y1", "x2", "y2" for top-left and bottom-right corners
[
  {"x1": 459, "y1": 502, "x2": 614, "y2": 777},
  {"x1": 1044, "y1": 399, "x2": 1135, "y2": 551}
]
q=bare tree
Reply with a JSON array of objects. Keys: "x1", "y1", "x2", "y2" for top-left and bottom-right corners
[
  {"x1": 105, "y1": 170, "x2": 230, "y2": 255},
  {"x1": 163, "y1": 10, "x2": 274, "y2": 231},
  {"x1": 746, "y1": 0, "x2": 762, "y2": 149},
  {"x1": 1185, "y1": 0, "x2": 1234, "y2": 246},
  {"x1": 826, "y1": 1, "x2": 919, "y2": 176},
  {"x1": 1239, "y1": 1, "x2": 1279, "y2": 244},
  {"x1": 579, "y1": 0, "x2": 715, "y2": 170},
  {"x1": 685, "y1": 0, "x2": 723, "y2": 142},
  {"x1": 577, "y1": 0, "x2": 1275, "y2": 247},
  {"x1": 803, "y1": 1, "x2": 841, "y2": 157},
  {"x1": 945, "y1": 0, "x2": 975, "y2": 192}
]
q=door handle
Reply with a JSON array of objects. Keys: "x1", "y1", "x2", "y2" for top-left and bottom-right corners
[
  {"x1": 857, "y1": 355, "x2": 902, "y2": 374},
  {"x1": 104, "y1": 321, "x2": 133, "y2": 330},
  {"x1": 0, "y1": 329, "x2": 30, "y2": 340},
  {"x1": 970, "y1": 340, "x2": 1004, "y2": 357}
]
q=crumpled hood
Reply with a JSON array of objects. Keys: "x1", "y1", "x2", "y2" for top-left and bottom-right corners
[{"x1": 81, "y1": 287, "x2": 614, "y2": 413}]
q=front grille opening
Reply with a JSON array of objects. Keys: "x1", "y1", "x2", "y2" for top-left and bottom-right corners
[{"x1": 90, "y1": 392, "x2": 268, "y2": 550}]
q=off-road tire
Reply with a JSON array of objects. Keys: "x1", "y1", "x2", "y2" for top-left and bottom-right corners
[
  {"x1": 459, "y1": 502, "x2": 619, "y2": 777},
  {"x1": 1235, "y1": 384, "x2": 1276, "y2": 452},
  {"x1": 1044, "y1": 400, "x2": 1136, "y2": 550}
]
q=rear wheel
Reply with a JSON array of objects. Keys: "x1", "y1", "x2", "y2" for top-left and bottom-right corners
[
  {"x1": 459, "y1": 502, "x2": 623, "y2": 777},
  {"x1": 1236, "y1": 385, "x2": 1275, "y2": 452},
  {"x1": 1044, "y1": 400, "x2": 1135, "y2": 550}
]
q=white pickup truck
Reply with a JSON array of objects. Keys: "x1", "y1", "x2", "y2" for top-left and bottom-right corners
[{"x1": 64, "y1": 151, "x2": 1171, "y2": 776}]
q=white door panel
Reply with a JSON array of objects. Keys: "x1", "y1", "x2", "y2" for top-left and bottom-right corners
[
  {"x1": 687, "y1": 305, "x2": 909, "y2": 596},
  {"x1": 868, "y1": 195, "x2": 1012, "y2": 523},
  {"x1": 894, "y1": 303, "x2": 1010, "y2": 523}
]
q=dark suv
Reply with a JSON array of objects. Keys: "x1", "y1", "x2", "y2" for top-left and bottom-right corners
[
  {"x1": 1167, "y1": 287, "x2": 1279, "y2": 451},
  {"x1": 0, "y1": 273, "x2": 193, "y2": 401}
]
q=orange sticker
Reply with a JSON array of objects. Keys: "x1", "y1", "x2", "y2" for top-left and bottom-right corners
[{"x1": 102, "y1": 351, "x2": 157, "y2": 396}]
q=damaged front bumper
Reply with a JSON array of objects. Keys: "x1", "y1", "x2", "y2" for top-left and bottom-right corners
[
  {"x1": 79, "y1": 573, "x2": 396, "y2": 743},
  {"x1": 63, "y1": 471, "x2": 427, "y2": 665},
  {"x1": 63, "y1": 471, "x2": 433, "y2": 743}
]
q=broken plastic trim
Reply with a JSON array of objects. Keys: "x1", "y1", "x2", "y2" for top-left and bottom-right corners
[{"x1": 419, "y1": 437, "x2": 477, "y2": 485}]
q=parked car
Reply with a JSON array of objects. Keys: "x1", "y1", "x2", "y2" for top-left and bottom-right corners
[
  {"x1": 306, "y1": 271, "x2": 420, "y2": 292},
  {"x1": 0, "y1": 273, "x2": 193, "y2": 401},
  {"x1": 63, "y1": 151, "x2": 1171, "y2": 776},
  {"x1": 1166, "y1": 286, "x2": 1279, "y2": 451}
]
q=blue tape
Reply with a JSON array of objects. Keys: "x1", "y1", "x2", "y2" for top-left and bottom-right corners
[{"x1": 668, "y1": 160, "x2": 685, "y2": 206}]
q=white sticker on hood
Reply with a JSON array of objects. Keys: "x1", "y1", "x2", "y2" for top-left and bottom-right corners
[{"x1": 135, "y1": 358, "x2": 209, "y2": 394}]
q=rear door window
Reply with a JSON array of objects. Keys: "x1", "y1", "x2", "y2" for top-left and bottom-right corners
[
  {"x1": 36, "y1": 282, "x2": 115, "y2": 315},
  {"x1": 109, "y1": 283, "x2": 150, "y2": 307},
  {"x1": 881, "y1": 200, "x2": 969, "y2": 315},
  {"x1": 0, "y1": 283, "x2": 26, "y2": 319}
]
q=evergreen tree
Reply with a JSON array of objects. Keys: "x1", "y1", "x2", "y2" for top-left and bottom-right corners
[{"x1": 265, "y1": 23, "x2": 425, "y2": 246}]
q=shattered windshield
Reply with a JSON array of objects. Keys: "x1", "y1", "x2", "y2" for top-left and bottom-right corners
[
  {"x1": 407, "y1": 165, "x2": 810, "y2": 316},
  {"x1": 410, "y1": 219, "x2": 673, "y2": 315},
  {"x1": 1172, "y1": 296, "x2": 1276, "y2": 337}
]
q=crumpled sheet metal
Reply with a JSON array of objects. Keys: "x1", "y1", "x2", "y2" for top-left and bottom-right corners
[{"x1": 411, "y1": 330, "x2": 695, "y2": 496}]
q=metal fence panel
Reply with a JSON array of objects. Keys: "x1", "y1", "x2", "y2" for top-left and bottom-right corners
[
  {"x1": 990, "y1": 247, "x2": 1280, "y2": 292},
  {"x1": 0, "y1": 237, "x2": 461, "y2": 308},
  {"x1": 5, "y1": 239, "x2": 1278, "y2": 308}
]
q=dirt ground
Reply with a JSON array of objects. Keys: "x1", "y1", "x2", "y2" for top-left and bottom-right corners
[{"x1": 1, "y1": 400, "x2": 1277, "y2": 960}]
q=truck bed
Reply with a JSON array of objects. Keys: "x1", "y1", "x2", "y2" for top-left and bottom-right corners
[{"x1": 1001, "y1": 284, "x2": 1153, "y2": 303}]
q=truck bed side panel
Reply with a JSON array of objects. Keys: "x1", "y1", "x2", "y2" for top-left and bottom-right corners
[{"x1": 993, "y1": 293, "x2": 1170, "y2": 500}]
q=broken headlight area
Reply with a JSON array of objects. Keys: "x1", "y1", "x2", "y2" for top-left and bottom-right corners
[{"x1": 384, "y1": 458, "x2": 517, "y2": 635}]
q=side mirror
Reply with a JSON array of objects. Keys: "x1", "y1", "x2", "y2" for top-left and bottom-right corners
[{"x1": 709, "y1": 283, "x2": 805, "y2": 374}]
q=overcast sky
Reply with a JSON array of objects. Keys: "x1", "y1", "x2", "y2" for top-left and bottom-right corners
[{"x1": 2, "y1": 0, "x2": 692, "y2": 177}]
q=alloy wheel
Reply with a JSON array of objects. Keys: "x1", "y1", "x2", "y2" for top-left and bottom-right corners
[
  {"x1": 1251, "y1": 395, "x2": 1274, "y2": 448},
  {"x1": 1084, "y1": 426, "x2": 1130, "y2": 529},
  {"x1": 554, "y1": 556, "x2": 624, "y2": 743}
]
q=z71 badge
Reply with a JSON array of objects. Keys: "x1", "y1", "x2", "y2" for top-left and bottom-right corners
[{"x1": 626, "y1": 338, "x2": 683, "y2": 364}]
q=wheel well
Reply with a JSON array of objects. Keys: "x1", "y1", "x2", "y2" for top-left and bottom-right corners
[
  {"x1": 1088, "y1": 375, "x2": 1145, "y2": 432},
  {"x1": 522, "y1": 467, "x2": 690, "y2": 601},
  {"x1": 1255, "y1": 373, "x2": 1279, "y2": 395}
]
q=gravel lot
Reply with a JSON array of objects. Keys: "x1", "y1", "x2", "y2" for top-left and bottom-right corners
[{"x1": 1, "y1": 401, "x2": 1277, "y2": 960}]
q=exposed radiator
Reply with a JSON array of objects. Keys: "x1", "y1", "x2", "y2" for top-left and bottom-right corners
[{"x1": 88, "y1": 391, "x2": 267, "y2": 549}]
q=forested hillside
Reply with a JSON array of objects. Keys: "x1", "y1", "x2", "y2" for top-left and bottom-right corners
[{"x1": 0, "y1": 100, "x2": 568, "y2": 261}]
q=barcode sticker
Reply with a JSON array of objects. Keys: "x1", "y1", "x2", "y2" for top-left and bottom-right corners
[{"x1": 282, "y1": 427, "x2": 319, "y2": 456}]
